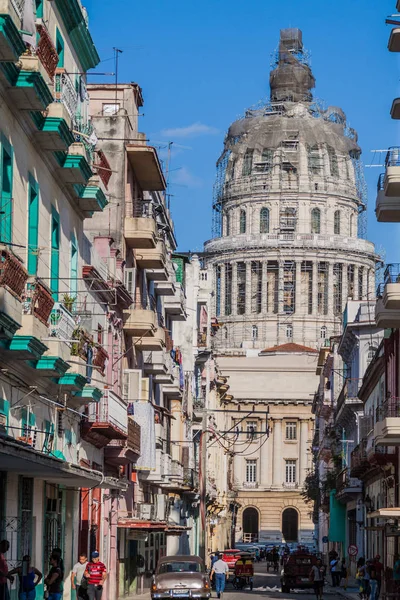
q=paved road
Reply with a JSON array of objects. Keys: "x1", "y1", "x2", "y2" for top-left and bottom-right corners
[{"x1": 218, "y1": 561, "x2": 350, "y2": 600}]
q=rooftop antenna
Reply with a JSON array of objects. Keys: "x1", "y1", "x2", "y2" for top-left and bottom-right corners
[{"x1": 113, "y1": 47, "x2": 123, "y2": 112}]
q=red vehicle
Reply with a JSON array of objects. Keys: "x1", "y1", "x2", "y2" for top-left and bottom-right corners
[
  {"x1": 220, "y1": 550, "x2": 242, "y2": 571},
  {"x1": 280, "y1": 552, "x2": 318, "y2": 593}
]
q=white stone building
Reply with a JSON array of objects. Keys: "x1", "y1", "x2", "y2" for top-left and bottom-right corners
[{"x1": 203, "y1": 28, "x2": 378, "y2": 545}]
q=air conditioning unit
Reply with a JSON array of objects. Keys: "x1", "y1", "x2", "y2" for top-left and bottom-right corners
[
  {"x1": 124, "y1": 268, "x2": 136, "y2": 297},
  {"x1": 139, "y1": 503, "x2": 153, "y2": 520},
  {"x1": 123, "y1": 369, "x2": 142, "y2": 402}
]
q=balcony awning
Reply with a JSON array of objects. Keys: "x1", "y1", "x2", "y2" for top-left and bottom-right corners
[
  {"x1": 125, "y1": 145, "x2": 166, "y2": 191},
  {"x1": 117, "y1": 518, "x2": 166, "y2": 530},
  {"x1": 0, "y1": 436, "x2": 127, "y2": 490},
  {"x1": 367, "y1": 508, "x2": 400, "y2": 519}
]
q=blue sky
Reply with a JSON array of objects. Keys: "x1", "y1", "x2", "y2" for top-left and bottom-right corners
[{"x1": 85, "y1": 0, "x2": 400, "y2": 261}]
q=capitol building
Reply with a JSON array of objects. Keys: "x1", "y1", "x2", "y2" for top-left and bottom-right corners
[{"x1": 203, "y1": 29, "x2": 378, "y2": 545}]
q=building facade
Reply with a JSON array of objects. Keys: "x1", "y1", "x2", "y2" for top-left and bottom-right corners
[{"x1": 204, "y1": 28, "x2": 377, "y2": 545}]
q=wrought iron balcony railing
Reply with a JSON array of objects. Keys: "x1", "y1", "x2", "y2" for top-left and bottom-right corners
[
  {"x1": 384, "y1": 263, "x2": 400, "y2": 286},
  {"x1": 0, "y1": 248, "x2": 28, "y2": 300},
  {"x1": 54, "y1": 71, "x2": 79, "y2": 119},
  {"x1": 376, "y1": 397, "x2": 400, "y2": 421},
  {"x1": 385, "y1": 147, "x2": 400, "y2": 167},
  {"x1": 88, "y1": 389, "x2": 128, "y2": 436},
  {"x1": 49, "y1": 303, "x2": 76, "y2": 344},
  {"x1": 36, "y1": 24, "x2": 59, "y2": 79}
]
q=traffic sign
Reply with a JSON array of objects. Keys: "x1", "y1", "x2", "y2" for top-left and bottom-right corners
[
  {"x1": 348, "y1": 544, "x2": 358, "y2": 556},
  {"x1": 322, "y1": 536, "x2": 329, "y2": 544}
]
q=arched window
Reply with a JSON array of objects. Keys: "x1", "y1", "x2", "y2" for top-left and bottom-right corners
[
  {"x1": 242, "y1": 507, "x2": 259, "y2": 543},
  {"x1": 308, "y1": 145, "x2": 321, "y2": 174},
  {"x1": 327, "y1": 146, "x2": 339, "y2": 178},
  {"x1": 239, "y1": 209, "x2": 246, "y2": 234},
  {"x1": 242, "y1": 149, "x2": 253, "y2": 176},
  {"x1": 282, "y1": 508, "x2": 298, "y2": 542},
  {"x1": 261, "y1": 148, "x2": 274, "y2": 173},
  {"x1": 367, "y1": 345, "x2": 378, "y2": 365},
  {"x1": 252, "y1": 325, "x2": 258, "y2": 341},
  {"x1": 334, "y1": 210, "x2": 341, "y2": 235},
  {"x1": 286, "y1": 324, "x2": 293, "y2": 340},
  {"x1": 320, "y1": 326, "x2": 327, "y2": 340},
  {"x1": 260, "y1": 207, "x2": 270, "y2": 233},
  {"x1": 225, "y1": 212, "x2": 230, "y2": 236},
  {"x1": 311, "y1": 208, "x2": 321, "y2": 234}
]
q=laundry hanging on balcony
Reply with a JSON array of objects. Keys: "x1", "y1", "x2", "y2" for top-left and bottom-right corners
[
  {"x1": 22, "y1": 0, "x2": 36, "y2": 47},
  {"x1": 132, "y1": 401, "x2": 156, "y2": 471}
]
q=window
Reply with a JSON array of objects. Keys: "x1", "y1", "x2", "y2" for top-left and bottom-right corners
[
  {"x1": 50, "y1": 208, "x2": 60, "y2": 300},
  {"x1": 247, "y1": 421, "x2": 257, "y2": 440},
  {"x1": 1, "y1": 137, "x2": 13, "y2": 244},
  {"x1": 56, "y1": 28, "x2": 64, "y2": 68},
  {"x1": 260, "y1": 207, "x2": 270, "y2": 234},
  {"x1": 242, "y1": 150, "x2": 253, "y2": 176},
  {"x1": 225, "y1": 211, "x2": 230, "y2": 236},
  {"x1": 285, "y1": 460, "x2": 296, "y2": 484},
  {"x1": 246, "y1": 460, "x2": 257, "y2": 483},
  {"x1": 261, "y1": 148, "x2": 274, "y2": 173},
  {"x1": 225, "y1": 263, "x2": 232, "y2": 316},
  {"x1": 239, "y1": 209, "x2": 246, "y2": 234},
  {"x1": 311, "y1": 208, "x2": 321, "y2": 234},
  {"x1": 252, "y1": 325, "x2": 258, "y2": 340},
  {"x1": 286, "y1": 422, "x2": 297, "y2": 440},
  {"x1": 308, "y1": 145, "x2": 321, "y2": 174},
  {"x1": 70, "y1": 234, "x2": 78, "y2": 306},
  {"x1": 227, "y1": 159, "x2": 236, "y2": 181},
  {"x1": 215, "y1": 265, "x2": 221, "y2": 317},
  {"x1": 328, "y1": 146, "x2": 339, "y2": 178},
  {"x1": 286, "y1": 324, "x2": 293, "y2": 340},
  {"x1": 320, "y1": 326, "x2": 327, "y2": 339},
  {"x1": 334, "y1": 210, "x2": 341, "y2": 235},
  {"x1": 27, "y1": 174, "x2": 39, "y2": 276},
  {"x1": 237, "y1": 262, "x2": 246, "y2": 315},
  {"x1": 367, "y1": 345, "x2": 378, "y2": 365}
]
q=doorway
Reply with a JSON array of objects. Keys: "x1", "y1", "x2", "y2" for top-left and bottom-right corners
[
  {"x1": 242, "y1": 507, "x2": 259, "y2": 543},
  {"x1": 282, "y1": 508, "x2": 298, "y2": 542}
]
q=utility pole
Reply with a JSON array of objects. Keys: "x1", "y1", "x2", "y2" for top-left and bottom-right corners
[{"x1": 199, "y1": 412, "x2": 207, "y2": 561}]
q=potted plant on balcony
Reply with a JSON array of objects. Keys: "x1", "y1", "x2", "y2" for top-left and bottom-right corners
[{"x1": 62, "y1": 293, "x2": 76, "y2": 313}]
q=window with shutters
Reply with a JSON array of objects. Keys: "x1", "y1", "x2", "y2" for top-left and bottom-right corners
[
  {"x1": 260, "y1": 207, "x2": 270, "y2": 233},
  {"x1": 285, "y1": 422, "x2": 297, "y2": 440},
  {"x1": 285, "y1": 460, "x2": 296, "y2": 483},
  {"x1": 246, "y1": 460, "x2": 257, "y2": 483}
]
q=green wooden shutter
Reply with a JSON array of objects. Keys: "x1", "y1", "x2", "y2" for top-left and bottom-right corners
[
  {"x1": 56, "y1": 28, "x2": 64, "y2": 68},
  {"x1": 70, "y1": 234, "x2": 78, "y2": 302},
  {"x1": 0, "y1": 135, "x2": 13, "y2": 245},
  {"x1": 27, "y1": 174, "x2": 39, "y2": 276},
  {"x1": 50, "y1": 207, "x2": 60, "y2": 300}
]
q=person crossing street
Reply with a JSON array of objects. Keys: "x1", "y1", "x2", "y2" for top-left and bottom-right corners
[{"x1": 210, "y1": 553, "x2": 229, "y2": 599}]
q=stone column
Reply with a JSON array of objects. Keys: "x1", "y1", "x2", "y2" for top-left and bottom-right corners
[
  {"x1": 272, "y1": 419, "x2": 282, "y2": 487},
  {"x1": 299, "y1": 420, "x2": 309, "y2": 485},
  {"x1": 353, "y1": 265, "x2": 358, "y2": 300},
  {"x1": 295, "y1": 261, "x2": 302, "y2": 314},
  {"x1": 342, "y1": 262, "x2": 348, "y2": 310},
  {"x1": 246, "y1": 261, "x2": 252, "y2": 315},
  {"x1": 260, "y1": 415, "x2": 269, "y2": 487},
  {"x1": 312, "y1": 261, "x2": 318, "y2": 316},
  {"x1": 278, "y1": 264, "x2": 284, "y2": 314},
  {"x1": 232, "y1": 261, "x2": 237, "y2": 316},
  {"x1": 327, "y1": 262, "x2": 334, "y2": 317}
]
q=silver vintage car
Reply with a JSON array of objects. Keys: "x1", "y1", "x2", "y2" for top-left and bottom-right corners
[{"x1": 151, "y1": 556, "x2": 211, "y2": 600}]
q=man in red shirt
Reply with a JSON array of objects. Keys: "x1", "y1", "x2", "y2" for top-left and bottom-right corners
[{"x1": 84, "y1": 552, "x2": 106, "y2": 600}]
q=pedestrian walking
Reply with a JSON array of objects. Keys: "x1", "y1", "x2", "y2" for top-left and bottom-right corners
[
  {"x1": 372, "y1": 555, "x2": 383, "y2": 597},
  {"x1": 44, "y1": 554, "x2": 63, "y2": 600},
  {"x1": 357, "y1": 557, "x2": 370, "y2": 600},
  {"x1": 84, "y1": 552, "x2": 107, "y2": 600},
  {"x1": 0, "y1": 540, "x2": 14, "y2": 600},
  {"x1": 309, "y1": 558, "x2": 325, "y2": 600},
  {"x1": 210, "y1": 553, "x2": 229, "y2": 599},
  {"x1": 71, "y1": 554, "x2": 88, "y2": 599},
  {"x1": 369, "y1": 569, "x2": 378, "y2": 600},
  {"x1": 8, "y1": 555, "x2": 42, "y2": 600},
  {"x1": 330, "y1": 555, "x2": 341, "y2": 587}
]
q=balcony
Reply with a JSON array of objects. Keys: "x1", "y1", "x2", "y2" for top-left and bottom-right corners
[
  {"x1": 35, "y1": 101, "x2": 74, "y2": 152},
  {"x1": 82, "y1": 390, "x2": 128, "y2": 448},
  {"x1": 376, "y1": 172, "x2": 400, "y2": 222},
  {"x1": 183, "y1": 468, "x2": 199, "y2": 490},
  {"x1": 10, "y1": 54, "x2": 54, "y2": 111},
  {"x1": 350, "y1": 439, "x2": 368, "y2": 477},
  {"x1": 282, "y1": 482, "x2": 298, "y2": 489},
  {"x1": 143, "y1": 349, "x2": 173, "y2": 380},
  {"x1": 124, "y1": 216, "x2": 157, "y2": 249},
  {"x1": 164, "y1": 283, "x2": 186, "y2": 321},
  {"x1": 336, "y1": 378, "x2": 363, "y2": 414},
  {"x1": 374, "y1": 397, "x2": 400, "y2": 445},
  {"x1": 0, "y1": 247, "x2": 28, "y2": 338},
  {"x1": 20, "y1": 277, "x2": 54, "y2": 342},
  {"x1": 36, "y1": 23, "x2": 59, "y2": 79},
  {"x1": 77, "y1": 174, "x2": 108, "y2": 214},
  {"x1": 154, "y1": 280, "x2": 176, "y2": 296},
  {"x1": 104, "y1": 417, "x2": 141, "y2": 465},
  {"x1": 388, "y1": 28, "x2": 400, "y2": 52},
  {"x1": 383, "y1": 148, "x2": 400, "y2": 197},
  {"x1": 242, "y1": 481, "x2": 259, "y2": 489},
  {"x1": 126, "y1": 144, "x2": 166, "y2": 191},
  {"x1": 367, "y1": 444, "x2": 397, "y2": 468},
  {"x1": 0, "y1": 0, "x2": 25, "y2": 61},
  {"x1": 375, "y1": 265, "x2": 400, "y2": 327},
  {"x1": 58, "y1": 142, "x2": 93, "y2": 185},
  {"x1": 123, "y1": 301, "x2": 157, "y2": 336},
  {"x1": 335, "y1": 468, "x2": 362, "y2": 502},
  {"x1": 135, "y1": 241, "x2": 167, "y2": 274},
  {"x1": 54, "y1": 70, "x2": 78, "y2": 119}
]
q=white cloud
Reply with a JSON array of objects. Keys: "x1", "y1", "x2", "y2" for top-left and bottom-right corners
[
  {"x1": 161, "y1": 122, "x2": 219, "y2": 138},
  {"x1": 171, "y1": 167, "x2": 203, "y2": 188}
]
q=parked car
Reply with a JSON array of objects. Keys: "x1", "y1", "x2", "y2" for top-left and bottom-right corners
[
  {"x1": 151, "y1": 556, "x2": 211, "y2": 600},
  {"x1": 220, "y1": 550, "x2": 243, "y2": 571},
  {"x1": 280, "y1": 551, "x2": 317, "y2": 593}
]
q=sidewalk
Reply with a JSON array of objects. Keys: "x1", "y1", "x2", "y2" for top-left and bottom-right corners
[{"x1": 325, "y1": 576, "x2": 359, "y2": 600}]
